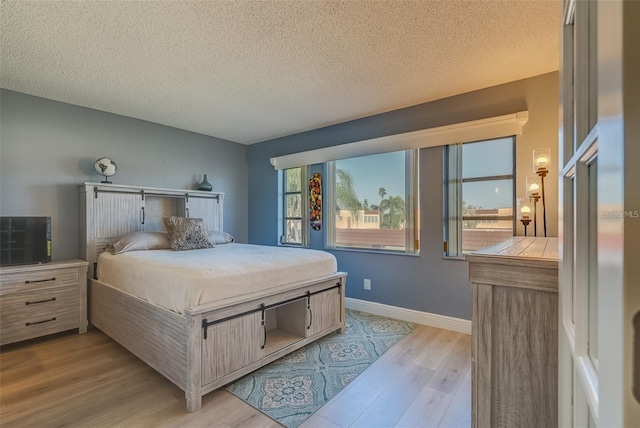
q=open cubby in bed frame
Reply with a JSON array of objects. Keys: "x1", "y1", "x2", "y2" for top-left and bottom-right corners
[{"x1": 80, "y1": 183, "x2": 346, "y2": 411}]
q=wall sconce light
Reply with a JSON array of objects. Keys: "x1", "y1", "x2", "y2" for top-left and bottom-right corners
[
  {"x1": 526, "y1": 175, "x2": 541, "y2": 236},
  {"x1": 517, "y1": 198, "x2": 532, "y2": 236},
  {"x1": 533, "y1": 148, "x2": 550, "y2": 237}
]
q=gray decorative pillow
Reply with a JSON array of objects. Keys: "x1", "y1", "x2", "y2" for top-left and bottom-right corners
[
  {"x1": 163, "y1": 216, "x2": 214, "y2": 251},
  {"x1": 112, "y1": 231, "x2": 171, "y2": 254},
  {"x1": 208, "y1": 231, "x2": 235, "y2": 245}
]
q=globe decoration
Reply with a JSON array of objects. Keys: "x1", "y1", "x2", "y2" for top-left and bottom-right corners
[{"x1": 94, "y1": 157, "x2": 117, "y2": 183}]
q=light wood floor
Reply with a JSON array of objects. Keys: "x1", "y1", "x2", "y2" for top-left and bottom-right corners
[{"x1": 0, "y1": 324, "x2": 471, "y2": 427}]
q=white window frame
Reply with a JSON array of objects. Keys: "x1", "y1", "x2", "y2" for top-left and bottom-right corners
[
  {"x1": 326, "y1": 149, "x2": 419, "y2": 255},
  {"x1": 443, "y1": 137, "x2": 516, "y2": 259},
  {"x1": 280, "y1": 166, "x2": 308, "y2": 247}
]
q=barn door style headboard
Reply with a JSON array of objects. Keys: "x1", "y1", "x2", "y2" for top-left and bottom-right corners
[{"x1": 79, "y1": 182, "x2": 224, "y2": 278}]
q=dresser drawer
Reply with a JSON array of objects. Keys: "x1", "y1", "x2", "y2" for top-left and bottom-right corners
[
  {"x1": 0, "y1": 286, "x2": 79, "y2": 346},
  {"x1": 0, "y1": 268, "x2": 79, "y2": 296}
]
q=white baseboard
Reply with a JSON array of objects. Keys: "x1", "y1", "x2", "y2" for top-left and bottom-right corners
[{"x1": 345, "y1": 297, "x2": 471, "y2": 335}]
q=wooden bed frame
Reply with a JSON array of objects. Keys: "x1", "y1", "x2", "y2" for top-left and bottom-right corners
[{"x1": 79, "y1": 183, "x2": 347, "y2": 411}]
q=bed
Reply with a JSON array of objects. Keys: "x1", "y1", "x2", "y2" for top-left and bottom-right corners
[{"x1": 79, "y1": 182, "x2": 347, "y2": 411}]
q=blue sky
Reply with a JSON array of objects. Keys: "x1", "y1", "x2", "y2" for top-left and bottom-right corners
[
  {"x1": 335, "y1": 137, "x2": 514, "y2": 210},
  {"x1": 336, "y1": 151, "x2": 406, "y2": 208},
  {"x1": 462, "y1": 137, "x2": 513, "y2": 209}
]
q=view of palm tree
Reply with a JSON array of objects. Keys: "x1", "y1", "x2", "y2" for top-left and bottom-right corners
[
  {"x1": 284, "y1": 167, "x2": 303, "y2": 244},
  {"x1": 335, "y1": 171, "x2": 406, "y2": 230},
  {"x1": 335, "y1": 168, "x2": 362, "y2": 220},
  {"x1": 332, "y1": 150, "x2": 414, "y2": 252},
  {"x1": 378, "y1": 187, "x2": 387, "y2": 201},
  {"x1": 379, "y1": 195, "x2": 405, "y2": 229}
]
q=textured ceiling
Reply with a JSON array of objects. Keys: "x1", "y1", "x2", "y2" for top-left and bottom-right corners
[{"x1": 0, "y1": 1, "x2": 560, "y2": 145}]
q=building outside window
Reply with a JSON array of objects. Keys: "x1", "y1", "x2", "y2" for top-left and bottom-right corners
[
  {"x1": 444, "y1": 137, "x2": 515, "y2": 257},
  {"x1": 327, "y1": 150, "x2": 419, "y2": 254}
]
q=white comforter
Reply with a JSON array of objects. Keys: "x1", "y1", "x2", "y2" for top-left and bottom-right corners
[{"x1": 97, "y1": 243, "x2": 338, "y2": 314}]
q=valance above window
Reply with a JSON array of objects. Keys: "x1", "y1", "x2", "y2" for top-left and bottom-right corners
[{"x1": 270, "y1": 111, "x2": 529, "y2": 170}]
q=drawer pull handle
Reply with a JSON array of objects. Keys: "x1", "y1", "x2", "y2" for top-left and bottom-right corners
[
  {"x1": 307, "y1": 291, "x2": 312, "y2": 330},
  {"x1": 26, "y1": 317, "x2": 56, "y2": 326},
  {"x1": 25, "y1": 297, "x2": 56, "y2": 305},
  {"x1": 25, "y1": 277, "x2": 56, "y2": 284}
]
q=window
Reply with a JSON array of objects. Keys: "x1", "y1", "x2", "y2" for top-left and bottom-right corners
[
  {"x1": 587, "y1": 157, "x2": 597, "y2": 370},
  {"x1": 444, "y1": 137, "x2": 515, "y2": 257},
  {"x1": 281, "y1": 166, "x2": 308, "y2": 246},
  {"x1": 327, "y1": 150, "x2": 418, "y2": 254}
]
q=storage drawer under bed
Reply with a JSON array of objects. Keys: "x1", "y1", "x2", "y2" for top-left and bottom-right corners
[{"x1": 200, "y1": 281, "x2": 343, "y2": 385}]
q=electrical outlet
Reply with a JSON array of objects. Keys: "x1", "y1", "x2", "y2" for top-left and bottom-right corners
[{"x1": 363, "y1": 279, "x2": 371, "y2": 290}]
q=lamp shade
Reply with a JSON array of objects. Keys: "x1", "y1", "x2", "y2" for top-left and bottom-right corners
[
  {"x1": 533, "y1": 147, "x2": 551, "y2": 173},
  {"x1": 526, "y1": 175, "x2": 541, "y2": 198},
  {"x1": 517, "y1": 198, "x2": 532, "y2": 220}
]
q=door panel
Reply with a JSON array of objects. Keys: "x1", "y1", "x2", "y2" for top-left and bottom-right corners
[
  {"x1": 187, "y1": 198, "x2": 221, "y2": 232},
  {"x1": 93, "y1": 192, "x2": 143, "y2": 238},
  {"x1": 307, "y1": 288, "x2": 341, "y2": 337},
  {"x1": 201, "y1": 312, "x2": 263, "y2": 384},
  {"x1": 559, "y1": 1, "x2": 639, "y2": 426}
]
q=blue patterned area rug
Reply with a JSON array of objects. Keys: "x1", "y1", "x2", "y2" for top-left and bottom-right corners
[{"x1": 225, "y1": 309, "x2": 415, "y2": 428}]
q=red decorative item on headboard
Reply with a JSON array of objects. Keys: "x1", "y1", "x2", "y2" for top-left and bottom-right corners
[{"x1": 309, "y1": 173, "x2": 322, "y2": 231}]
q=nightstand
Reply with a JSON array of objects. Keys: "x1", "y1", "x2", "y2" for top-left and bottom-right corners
[{"x1": 0, "y1": 259, "x2": 88, "y2": 346}]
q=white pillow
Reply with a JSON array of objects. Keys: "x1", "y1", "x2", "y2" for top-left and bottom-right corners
[
  {"x1": 112, "y1": 231, "x2": 171, "y2": 254},
  {"x1": 208, "y1": 231, "x2": 235, "y2": 245}
]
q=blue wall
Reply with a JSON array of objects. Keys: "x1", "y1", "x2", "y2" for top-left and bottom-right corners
[
  {"x1": 248, "y1": 72, "x2": 559, "y2": 320},
  {"x1": 0, "y1": 89, "x2": 249, "y2": 260},
  {"x1": 0, "y1": 72, "x2": 558, "y2": 321}
]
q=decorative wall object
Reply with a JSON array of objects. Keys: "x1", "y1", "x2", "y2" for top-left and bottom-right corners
[
  {"x1": 198, "y1": 174, "x2": 212, "y2": 191},
  {"x1": 309, "y1": 172, "x2": 322, "y2": 231},
  {"x1": 94, "y1": 157, "x2": 117, "y2": 183}
]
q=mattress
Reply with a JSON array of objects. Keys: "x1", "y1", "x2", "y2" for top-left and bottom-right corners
[{"x1": 97, "y1": 243, "x2": 338, "y2": 314}]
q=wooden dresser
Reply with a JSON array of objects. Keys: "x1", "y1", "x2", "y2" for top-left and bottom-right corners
[
  {"x1": 466, "y1": 237, "x2": 558, "y2": 428},
  {"x1": 0, "y1": 259, "x2": 88, "y2": 346}
]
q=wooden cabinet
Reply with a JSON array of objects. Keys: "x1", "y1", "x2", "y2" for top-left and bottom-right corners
[
  {"x1": 0, "y1": 260, "x2": 89, "y2": 346},
  {"x1": 467, "y1": 237, "x2": 558, "y2": 428}
]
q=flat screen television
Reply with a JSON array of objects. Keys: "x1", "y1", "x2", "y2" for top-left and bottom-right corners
[{"x1": 0, "y1": 216, "x2": 51, "y2": 266}]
